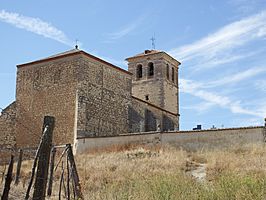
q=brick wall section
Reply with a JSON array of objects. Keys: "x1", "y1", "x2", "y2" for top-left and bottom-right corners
[
  {"x1": 0, "y1": 102, "x2": 16, "y2": 149},
  {"x1": 129, "y1": 97, "x2": 178, "y2": 132},
  {"x1": 77, "y1": 56, "x2": 132, "y2": 137},
  {"x1": 15, "y1": 55, "x2": 81, "y2": 148}
]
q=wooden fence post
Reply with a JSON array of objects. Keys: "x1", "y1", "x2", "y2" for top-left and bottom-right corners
[
  {"x1": 66, "y1": 144, "x2": 83, "y2": 200},
  {"x1": 66, "y1": 156, "x2": 70, "y2": 200},
  {"x1": 15, "y1": 149, "x2": 23, "y2": 185},
  {"x1": 47, "y1": 147, "x2": 56, "y2": 196},
  {"x1": 32, "y1": 116, "x2": 55, "y2": 200},
  {"x1": 25, "y1": 140, "x2": 44, "y2": 199},
  {"x1": 59, "y1": 161, "x2": 64, "y2": 200},
  {"x1": 1, "y1": 154, "x2": 14, "y2": 200}
]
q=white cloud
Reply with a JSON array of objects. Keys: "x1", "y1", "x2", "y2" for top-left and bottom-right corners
[
  {"x1": 167, "y1": 9, "x2": 266, "y2": 125},
  {"x1": 207, "y1": 67, "x2": 266, "y2": 87},
  {"x1": 0, "y1": 10, "x2": 73, "y2": 46},
  {"x1": 168, "y1": 11, "x2": 266, "y2": 68},
  {"x1": 180, "y1": 78, "x2": 265, "y2": 117},
  {"x1": 189, "y1": 51, "x2": 260, "y2": 71},
  {"x1": 181, "y1": 102, "x2": 215, "y2": 113},
  {"x1": 181, "y1": 67, "x2": 266, "y2": 89},
  {"x1": 108, "y1": 23, "x2": 138, "y2": 40},
  {"x1": 106, "y1": 15, "x2": 146, "y2": 40}
]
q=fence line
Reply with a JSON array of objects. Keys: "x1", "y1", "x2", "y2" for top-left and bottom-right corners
[{"x1": 1, "y1": 116, "x2": 83, "y2": 200}]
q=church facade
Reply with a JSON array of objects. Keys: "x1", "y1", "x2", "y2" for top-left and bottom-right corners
[{"x1": 0, "y1": 48, "x2": 180, "y2": 149}]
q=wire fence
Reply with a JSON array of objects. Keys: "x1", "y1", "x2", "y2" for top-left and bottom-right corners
[{"x1": 0, "y1": 116, "x2": 84, "y2": 200}]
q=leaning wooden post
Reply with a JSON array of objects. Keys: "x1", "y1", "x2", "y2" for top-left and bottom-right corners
[
  {"x1": 25, "y1": 130, "x2": 47, "y2": 199},
  {"x1": 66, "y1": 144, "x2": 83, "y2": 200},
  {"x1": 32, "y1": 116, "x2": 55, "y2": 200},
  {"x1": 47, "y1": 147, "x2": 56, "y2": 196},
  {"x1": 66, "y1": 156, "x2": 70, "y2": 200},
  {"x1": 58, "y1": 161, "x2": 64, "y2": 200},
  {"x1": 1, "y1": 154, "x2": 14, "y2": 200},
  {"x1": 15, "y1": 149, "x2": 23, "y2": 185}
]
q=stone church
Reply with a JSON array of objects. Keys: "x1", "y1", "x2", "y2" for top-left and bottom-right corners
[{"x1": 0, "y1": 48, "x2": 180, "y2": 149}]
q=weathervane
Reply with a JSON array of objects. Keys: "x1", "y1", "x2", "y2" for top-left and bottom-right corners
[{"x1": 150, "y1": 36, "x2": 156, "y2": 49}]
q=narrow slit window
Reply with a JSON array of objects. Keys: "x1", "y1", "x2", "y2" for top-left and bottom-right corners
[
  {"x1": 166, "y1": 64, "x2": 169, "y2": 80},
  {"x1": 172, "y1": 67, "x2": 175, "y2": 82}
]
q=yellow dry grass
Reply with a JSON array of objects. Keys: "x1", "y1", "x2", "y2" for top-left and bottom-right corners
[{"x1": 1, "y1": 143, "x2": 266, "y2": 199}]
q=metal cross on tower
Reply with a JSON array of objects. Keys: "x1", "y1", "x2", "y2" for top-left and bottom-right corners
[{"x1": 151, "y1": 36, "x2": 156, "y2": 49}]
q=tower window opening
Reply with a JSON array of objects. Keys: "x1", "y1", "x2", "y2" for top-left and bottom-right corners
[
  {"x1": 166, "y1": 64, "x2": 169, "y2": 80},
  {"x1": 148, "y1": 62, "x2": 154, "y2": 76},
  {"x1": 136, "y1": 64, "x2": 143, "y2": 79},
  {"x1": 145, "y1": 95, "x2": 149, "y2": 101},
  {"x1": 176, "y1": 71, "x2": 178, "y2": 85},
  {"x1": 172, "y1": 67, "x2": 175, "y2": 82}
]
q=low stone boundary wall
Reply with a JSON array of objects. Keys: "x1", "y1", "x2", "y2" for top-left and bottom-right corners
[
  {"x1": 75, "y1": 126, "x2": 265, "y2": 153},
  {"x1": 163, "y1": 126, "x2": 264, "y2": 151},
  {"x1": 75, "y1": 132, "x2": 161, "y2": 154}
]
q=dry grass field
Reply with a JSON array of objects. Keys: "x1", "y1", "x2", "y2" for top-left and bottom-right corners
[{"x1": 1, "y1": 144, "x2": 266, "y2": 199}]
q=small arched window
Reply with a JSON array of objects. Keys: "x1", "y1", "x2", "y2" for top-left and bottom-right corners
[
  {"x1": 136, "y1": 64, "x2": 143, "y2": 79},
  {"x1": 166, "y1": 64, "x2": 169, "y2": 80},
  {"x1": 148, "y1": 62, "x2": 154, "y2": 76}
]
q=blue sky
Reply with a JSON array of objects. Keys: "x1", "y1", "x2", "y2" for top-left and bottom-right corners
[{"x1": 0, "y1": 0, "x2": 266, "y2": 130}]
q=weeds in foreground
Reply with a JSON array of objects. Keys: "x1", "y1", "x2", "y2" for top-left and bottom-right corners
[{"x1": 1, "y1": 144, "x2": 266, "y2": 199}]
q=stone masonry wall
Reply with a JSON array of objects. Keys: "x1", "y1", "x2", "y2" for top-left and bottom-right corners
[
  {"x1": 129, "y1": 97, "x2": 178, "y2": 132},
  {"x1": 77, "y1": 56, "x2": 132, "y2": 137},
  {"x1": 0, "y1": 102, "x2": 16, "y2": 163},
  {"x1": 127, "y1": 52, "x2": 179, "y2": 116},
  {"x1": 75, "y1": 126, "x2": 265, "y2": 153},
  {"x1": 160, "y1": 57, "x2": 179, "y2": 115},
  {"x1": 128, "y1": 53, "x2": 165, "y2": 109},
  {"x1": 0, "y1": 102, "x2": 16, "y2": 149},
  {"x1": 163, "y1": 126, "x2": 265, "y2": 151},
  {"x1": 15, "y1": 55, "x2": 81, "y2": 148}
]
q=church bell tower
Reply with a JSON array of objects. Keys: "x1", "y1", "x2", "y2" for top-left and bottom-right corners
[{"x1": 126, "y1": 50, "x2": 181, "y2": 129}]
